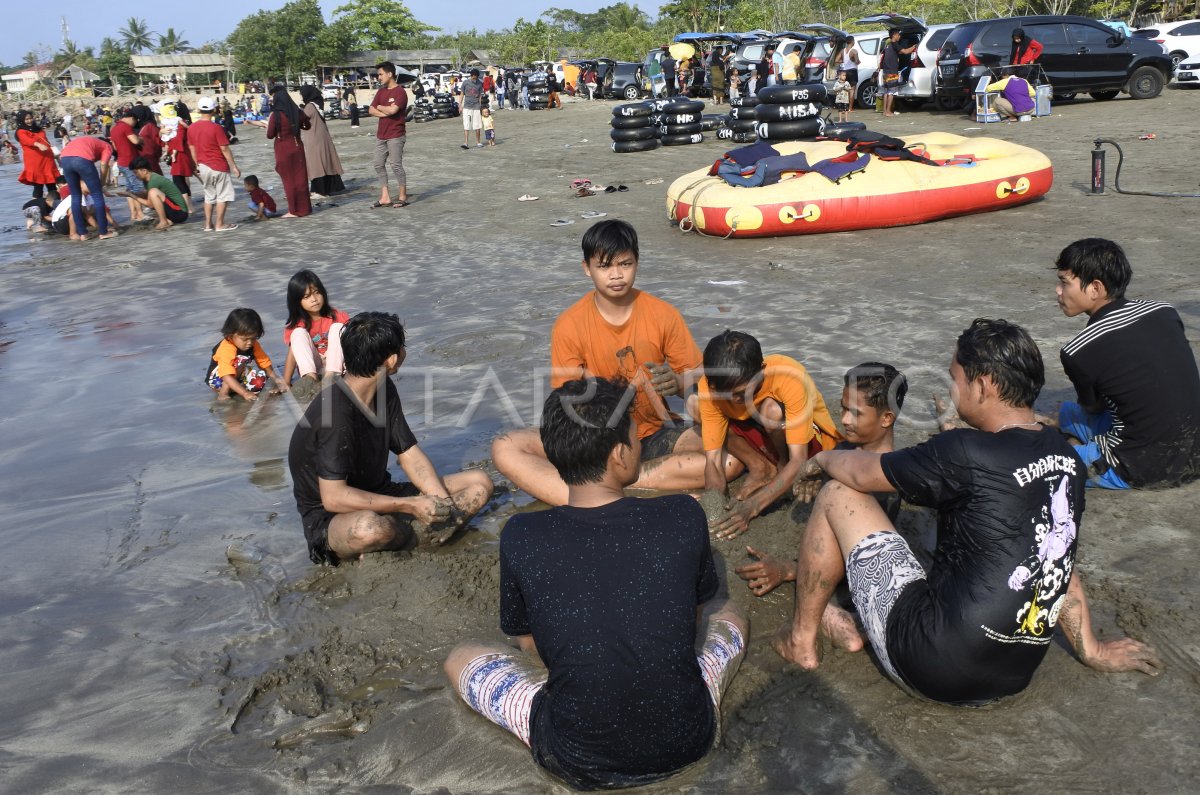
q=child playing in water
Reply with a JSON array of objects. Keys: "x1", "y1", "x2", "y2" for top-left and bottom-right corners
[
  {"x1": 281, "y1": 270, "x2": 349, "y2": 400},
  {"x1": 206, "y1": 308, "x2": 287, "y2": 401},
  {"x1": 243, "y1": 174, "x2": 280, "y2": 220},
  {"x1": 833, "y1": 70, "x2": 853, "y2": 123},
  {"x1": 734, "y1": 362, "x2": 906, "y2": 596},
  {"x1": 482, "y1": 108, "x2": 496, "y2": 146}
]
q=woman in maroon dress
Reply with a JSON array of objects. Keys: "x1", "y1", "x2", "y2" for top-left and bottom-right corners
[
  {"x1": 16, "y1": 111, "x2": 60, "y2": 204},
  {"x1": 263, "y1": 87, "x2": 311, "y2": 218},
  {"x1": 133, "y1": 105, "x2": 164, "y2": 174}
]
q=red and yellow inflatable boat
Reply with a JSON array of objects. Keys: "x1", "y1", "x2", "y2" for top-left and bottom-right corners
[{"x1": 666, "y1": 132, "x2": 1053, "y2": 238}]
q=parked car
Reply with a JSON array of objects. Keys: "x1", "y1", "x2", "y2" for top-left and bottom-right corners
[
  {"x1": 937, "y1": 15, "x2": 1173, "y2": 102},
  {"x1": 855, "y1": 15, "x2": 960, "y2": 109},
  {"x1": 728, "y1": 26, "x2": 860, "y2": 94},
  {"x1": 1176, "y1": 54, "x2": 1200, "y2": 82},
  {"x1": 1133, "y1": 19, "x2": 1200, "y2": 67},
  {"x1": 604, "y1": 61, "x2": 646, "y2": 100}
]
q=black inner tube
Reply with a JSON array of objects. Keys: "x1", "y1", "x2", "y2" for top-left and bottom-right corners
[{"x1": 1094, "y1": 138, "x2": 1200, "y2": 198}]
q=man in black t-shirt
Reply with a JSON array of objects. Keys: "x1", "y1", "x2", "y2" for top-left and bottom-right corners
[
  {"x1": 1053, "y1": 238, "x2": 1200, "y2": 489},
  {"x1": 287, "y1": 312, "x2": 494, "y2": 565},
  {"x1": 661, "y1": 49, "x2": 677, "y2": 97},
  {"x1": 774, "y1": 319, "x2": 1160, "y2": 705},
  {"x1": 445, "y1": 378, "x2": 747, "y2": 790}
]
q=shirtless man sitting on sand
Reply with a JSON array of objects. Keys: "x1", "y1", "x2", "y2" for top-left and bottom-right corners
[{"x1": 774, "y1": 319, "x2": 1160, "y2": 705}]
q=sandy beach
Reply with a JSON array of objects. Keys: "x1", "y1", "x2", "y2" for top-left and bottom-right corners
[{"x1": 1, "y1": 86, "x2": 1198, "y2": 793}]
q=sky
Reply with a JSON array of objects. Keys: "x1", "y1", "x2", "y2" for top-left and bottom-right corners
[{"x1": 4, "y1": 1, "x2": 648, "y2": 69}]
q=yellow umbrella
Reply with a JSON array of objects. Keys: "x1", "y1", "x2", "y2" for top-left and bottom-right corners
[{"x1": 669, "y1": 42, "x2": 696, "y2": 60}]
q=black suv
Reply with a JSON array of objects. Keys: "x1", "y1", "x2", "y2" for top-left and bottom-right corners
[{"x1": 937, "y1": 15, "x2": 1172, "y2": 101}]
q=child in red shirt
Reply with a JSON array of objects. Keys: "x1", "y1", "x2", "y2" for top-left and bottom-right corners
[{"x1": 243, "y1": 174, "x2": 280, "y2": 219}]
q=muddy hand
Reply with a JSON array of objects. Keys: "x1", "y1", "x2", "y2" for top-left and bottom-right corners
[
  {"x1": 714, "y1": 498, "x2": 755, "y2": 539},
  {"x1": 644, "y1": 362, "x2": 679, "y2": 397},
  {"x1": 733, "y1": 545, "x2": 785, "y2": 596},
  {"x1": 412, "y1": 495, "x2": 453, "y2": 525}
]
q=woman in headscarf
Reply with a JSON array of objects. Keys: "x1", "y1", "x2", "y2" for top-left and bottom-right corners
[
  {"x1": 297, "y1": 85, "x2": 345, "y2": 197},
  {"x1": 1009, "y1": 28, "x2": 1044, "y2": 66},
  {"x1": 246, "y1": 86, "x2": 311, "y2": 217},
  {"x1": 132, "y1": 105, "x2": 164, "y2": 174},
  {"x1": 16, "y1": 110, "x2": 60, "y2": 204}
]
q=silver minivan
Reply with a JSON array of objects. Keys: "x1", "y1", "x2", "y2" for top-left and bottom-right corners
[{"x1": 856, "y1": 14, "x2": 961, "y2": 109}]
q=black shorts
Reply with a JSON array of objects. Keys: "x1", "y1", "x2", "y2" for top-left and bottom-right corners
[
  {"x1": 172, "y1": 175, "x2": 191, "y2": 195},
  {"x1": 163, "y1": 197, "x2": 188, "y2": 224},
  {"x1": 52, "y1": 217, "x2": 70, "y2": 235},
  {"x1": 302, "y1": 481, "x2": 420, "y2": 566},
  {"x1": 835, "y1": 102, "x2": 850, "y2": 111},
  {"x1": 641, "y1": 422, "x2": 688, "y2": 460},
  {"x1": 844, "y1": 72, "x2": 859, "y2": 87}
]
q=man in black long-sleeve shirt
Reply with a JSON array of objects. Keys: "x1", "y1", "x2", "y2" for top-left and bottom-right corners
[{"x1": 1054, "y1": 238, "x2": 1200, "y2": 488}]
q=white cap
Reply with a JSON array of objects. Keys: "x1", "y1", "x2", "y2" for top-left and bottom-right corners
[{"x1": 197, "y1": 96, "x2": 217, "y2": 111}]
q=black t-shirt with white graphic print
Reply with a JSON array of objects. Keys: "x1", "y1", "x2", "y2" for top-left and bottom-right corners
[
  {"x1": 500, "y1": 495, "x2": 718, "y2": 790},
  {"x1": 879, "y1": 427, "x2": 1085, "y2": 704},
  {"x1": 1060, "y1": 298, "x2": 1200, "y2": 487}
]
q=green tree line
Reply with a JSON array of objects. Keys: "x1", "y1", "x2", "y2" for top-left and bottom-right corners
[{"x1": 7, "y1": 0, "x2": 1179, "y2": 88}]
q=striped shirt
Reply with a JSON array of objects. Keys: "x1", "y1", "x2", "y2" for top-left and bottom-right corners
[{"x1": 1061, "y1": 299, "x2": 1200, "y2": 486}]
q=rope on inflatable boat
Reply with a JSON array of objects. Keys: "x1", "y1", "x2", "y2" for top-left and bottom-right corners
[
  {"x1": 1094, "y1": 138, "x2": 1200, "y2": 198},
  {"x1": 674, "y1": 177, "x2": 738, "y2": 240}
]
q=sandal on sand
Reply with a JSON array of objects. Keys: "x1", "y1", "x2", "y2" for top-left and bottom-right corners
[
  {"x1": 550, "y1": 219, "x2": 575, "y2": 227},
  {"x1": 214, "y1": 224, "x2": 239, "y2": 232},
  {"x1": 581, "y1": 211, "x2": 607, "y2": 219},
  {"x1": 371, "y1": 201, "x2": 388, "y2": 208},
  {"x1": 571, "y1": 178, "x2": 592, "y2": 189},
  {"x1": 517, "y1": 194, "x2": 539, "y2": 201},
  {"x1": 644, "y1": 178, "x2": 664, "y2": 185},
  {"x1": 391, "y1": 200, "x2": 410, "y2": 207}
]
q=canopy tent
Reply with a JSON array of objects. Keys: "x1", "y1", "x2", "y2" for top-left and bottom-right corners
[
  {"x1": 56, "y1": 63, "x2": 101, "y2": 86},
  {"x1": 131, "y1": 54, "x2": 233, "y2": 77}
]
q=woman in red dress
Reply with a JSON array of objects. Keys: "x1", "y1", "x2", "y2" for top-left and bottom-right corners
[
  {"x1": 163, "y1": 101, "x2": 195, "y2": 213},
  {"x1": 250, "y1": 87, "x2": 311, "y2": 218},
  {"x1": 16, "y1": 111, "x2": 60, "y2": 203},
  {"x1": 134, "y1": 105, "x2": 164, "y2": 174}
]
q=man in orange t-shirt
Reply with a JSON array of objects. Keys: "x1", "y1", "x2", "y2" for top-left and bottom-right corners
[
  {"x1": 698, "y1": 330, "x2": 840, "y2": 538},
  {"x1": 492, "y1": 219, "x2": 741, "y2": 506}
]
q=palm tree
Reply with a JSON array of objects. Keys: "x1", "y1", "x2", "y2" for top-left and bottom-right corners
[
  {"x1": 119, "y1": 17, "x2": 155, "y2": 53},
  {"x1": 156, "y1": 28, "x2": 191, "y2": 54},
  {"x1": 604, "y1": 3, "x2": 649, "y2": 30}
]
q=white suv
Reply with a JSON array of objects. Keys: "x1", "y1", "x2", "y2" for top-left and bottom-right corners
[
  {"x1": 1134, "y1": 19, "x2": 1200, "y2": 68},
  {"x1": 856, "y1": 14, "x2": 961, "y2": 110}
]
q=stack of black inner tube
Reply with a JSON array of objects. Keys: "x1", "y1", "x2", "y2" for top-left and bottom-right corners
[
  {"x1": 412, "y1": 98, "x2": 435, "y2": 123},
  {"x1": 430, "y1": 92, "x2": 457, "y2": 119},
  {"x1": 719, "y1": 94, "x2": 758, "y2": 143},
  {"x1": 527, "y1": 75, "x2": 550, "y2": 110},
  {"x1": 610, "y1": 101, "x2": 659, "y2": 153},
  {"x1": 753, "y1": 83, "x2": 828, "y2": 142},
  {"x1": 652, "y1": 97, "x2": 705, "y2": 146}
]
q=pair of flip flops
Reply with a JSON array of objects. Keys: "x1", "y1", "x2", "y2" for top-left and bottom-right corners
[
  {"x1": 371, "y1": 200, "x2": 409, "y2": 208},
  {"x1": 605, "y1": 185, "x2": 629, "y2": 193}
]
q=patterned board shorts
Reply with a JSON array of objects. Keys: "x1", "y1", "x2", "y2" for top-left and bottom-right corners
[
  {"x1": 207, "y1": 354, "x2": 268, "y2": 392},
  {"x1": 457, "y1": 619, "x2": 747, "y2": 747},
  {"x1": 845, "y1": 531, "x2": 926, "y2": 686}
]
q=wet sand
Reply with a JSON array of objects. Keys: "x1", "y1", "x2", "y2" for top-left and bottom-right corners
[{"x1": 1, "y1": 86, "x2": 1199, "y2": 793}]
